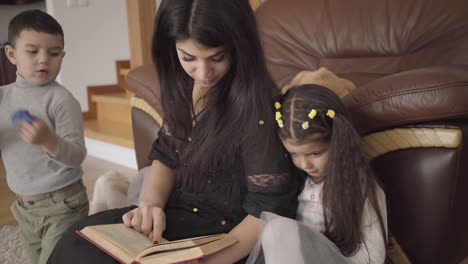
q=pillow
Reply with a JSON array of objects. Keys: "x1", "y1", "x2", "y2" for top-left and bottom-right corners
[
  {"x1": 89, "y1": 170, "x2": 130, "y2": 215},
  {"x1": 281, "y1": 67, "x2": 356, "y2": 98},
  {"x1": 88, "y1": 166, "x2": 152, "y2": 215}
]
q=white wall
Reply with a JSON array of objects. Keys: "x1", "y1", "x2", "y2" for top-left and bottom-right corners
[
  {"x1": 46, "y1": 0, "x2": 130, "y2": 111},
  {"x1": 0, "y1": 1, "x2": 47, "y2": 41}
]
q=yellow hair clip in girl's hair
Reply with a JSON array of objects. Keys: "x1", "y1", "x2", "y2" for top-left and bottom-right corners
[
  {"x1": 274, "y1": 102, "x2": 281, "y2": 110},
  {"x1": 301, "y1": 121, "x2": 309, "y2": 130},
  {"x1": 275, "y1": 111, "x2": 282, "y2": 120},
  {"x1": 277, "y1": 119, "x2": 284, "y2": 128},
  {"x1": 326, "y1": 109, "x2": 336, "y2": 119},
  {"x1": 308, "y1": 109, "x2": 317, "y2": 119}
]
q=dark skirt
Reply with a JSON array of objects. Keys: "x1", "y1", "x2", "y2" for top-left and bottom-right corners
[{"x1": 47, "y1": 204, "x2": 239, "y2": 264}]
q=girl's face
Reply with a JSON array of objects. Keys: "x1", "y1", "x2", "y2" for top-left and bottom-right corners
[
  {"x1": 175, "y1": 38, "x2": 231, "y2": 92},
  {"x1": 282, "y1": 135, "x2": 330, "y2": 183}
]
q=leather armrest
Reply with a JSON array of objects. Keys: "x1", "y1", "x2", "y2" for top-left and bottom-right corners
[
  {"x1": 125, "y1": 64, "x2": 163, "y2": 116},
  {"x1": 343, "y1": 65, "x2": 468, "y2": 134},
  {"x1": 132, "y1": 108, "x2": 160, "y2": 170}
]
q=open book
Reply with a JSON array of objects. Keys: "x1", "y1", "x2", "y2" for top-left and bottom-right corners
[{"x1": 77, "y1": 223, "x2": 238, "y2": 264}]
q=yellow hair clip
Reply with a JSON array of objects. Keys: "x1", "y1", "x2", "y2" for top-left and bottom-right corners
[
  {"x1": 274, "y1": 102, "x2": 281, "y2": 110},
  {"x1": 275, "y1": 111, "x2": 282, "y2": 120},
  {"x1": 326, "y1": 109, "x2": 335, "y2": 119},
  {"x1": 308, "y1": 109, "x2": 317, "y2": 119},
  {"x1": 301, "y1": 121, "x2": 309, "y2": 130},
  {"x1": 277, "y1": 119, "x2": 284, "y2": 128}
]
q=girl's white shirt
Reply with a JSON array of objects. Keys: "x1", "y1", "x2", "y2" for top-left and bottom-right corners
[{"x1": 296, "y1": 177, "x2": 388, "y2": 264}]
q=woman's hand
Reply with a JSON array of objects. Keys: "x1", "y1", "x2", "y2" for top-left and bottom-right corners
[{"x1": 122, "y1": 204, "x2": 166, "y2": 244}]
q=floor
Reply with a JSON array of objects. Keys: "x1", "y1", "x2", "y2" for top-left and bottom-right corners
[{"x1": 0, "y1": 156, "x2": 137, "y2": 226}]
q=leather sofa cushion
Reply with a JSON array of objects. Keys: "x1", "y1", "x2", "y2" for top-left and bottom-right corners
[
  {"x1": 343, "y1": 65, "x2": 468, "y2": 134},
  {"x1": 126, "y1": 65, "x2": 162, "y2": 117}
]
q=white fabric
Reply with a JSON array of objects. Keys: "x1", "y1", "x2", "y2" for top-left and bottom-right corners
[
  {"x1": 88, "y1": 170, "x2": 130, "y2": 215},
  {"x1": 88, "y1": 166, "x2": 152, "y2": 215},
  {"x1": 247, "y1": 177, "x2": 387, "y2": 264},
  {"x1": 296, "y1": 178, "x2": 325, "y2": 232}
]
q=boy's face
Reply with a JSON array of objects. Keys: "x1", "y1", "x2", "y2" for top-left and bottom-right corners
[{"x1": 5, "y1": 30, "x2": 65, "y2": 85}]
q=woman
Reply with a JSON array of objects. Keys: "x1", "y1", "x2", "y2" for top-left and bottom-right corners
[{"x1": 47, "y1": 0, "x2": 299, "y2": 263}]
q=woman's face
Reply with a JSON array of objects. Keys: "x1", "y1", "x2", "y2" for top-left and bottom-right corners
[
  {"x1": 175, "y1": 38, "x2": 231, "y2": 91},
  {"x1": 281, "y1": 135, "x2": 330, "y2": 183}
]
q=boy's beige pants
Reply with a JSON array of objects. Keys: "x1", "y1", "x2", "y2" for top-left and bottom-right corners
[{"x1": 11, "y1": 180, "x2": 89, "y2": 264}]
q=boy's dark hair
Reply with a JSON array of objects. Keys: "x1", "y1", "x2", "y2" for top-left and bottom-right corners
[{"x1": 8, "y1": 9, "x2": 64, "y2": 46}]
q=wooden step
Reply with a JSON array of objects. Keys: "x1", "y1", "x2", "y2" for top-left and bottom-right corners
[
  {"x1": 120, "y1": 70, "x2": 135, "y2": 97},
  {"x1": 91, "y1": 92, "x2": 131, "y2": 105},
  {"x1": 119, "y1": 68, "x2": 130, "y2": 77},
  {"x1": 84, "y1": 92, "x2": 134, "y2": 148},
  {"x1": 91, "y1": 93, "x2": 132, "y2": 127},
  {"x1": 84, "y1": 119, "x2": 134, "y2": 148},
  {"x1": 116, "y1": 60, "x2": 134, "y2": 97},
  {"x1": 82, "y1": 60, "x2": 134, "y2": 149}
]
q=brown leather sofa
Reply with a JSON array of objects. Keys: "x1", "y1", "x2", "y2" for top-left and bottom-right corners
[{"x1": 126, "y1": 0, "x2": 468, "y2": 263}]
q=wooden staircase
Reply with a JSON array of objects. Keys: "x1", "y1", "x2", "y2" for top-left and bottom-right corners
[{"x1": 83, "y1": 60, "x2": 134, "y2": 148}]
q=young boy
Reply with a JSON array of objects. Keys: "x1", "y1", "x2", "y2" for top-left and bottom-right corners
[{"x1": 0, "y1": 10, "x2": 89, "y2": 264}]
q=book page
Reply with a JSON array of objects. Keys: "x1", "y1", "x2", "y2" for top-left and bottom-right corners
[
  {"x1": 82, "y1": 224, "x2": 153, "y2": 258},
  {"x1": 141, "y1": 235, "x2": 238, "y2": 264},
  {"x1": 137, "y1": 234, "x2": 228, "y2": 259},
  {"x1": 80, "y1": 224, "x2": 237, "y2": 264}
]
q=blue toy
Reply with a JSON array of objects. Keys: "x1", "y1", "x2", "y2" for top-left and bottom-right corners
[{"x1": 11, "y1": 110, "x2": 34, "y2": 124}]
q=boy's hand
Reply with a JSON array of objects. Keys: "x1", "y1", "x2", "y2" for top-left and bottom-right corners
[{"x1": 20, "y1": 115, "x2": 59, "y2": 155}]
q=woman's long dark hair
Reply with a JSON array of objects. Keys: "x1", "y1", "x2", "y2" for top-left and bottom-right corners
[
  {"x1": 152, "y1": 0, "x2": 277, "y2": 192},
  {"x1": 277, "y1": 84, "x2": 387, "y2": 257}
]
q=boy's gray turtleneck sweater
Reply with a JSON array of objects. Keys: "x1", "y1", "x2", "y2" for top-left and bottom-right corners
[{"x1": 0, "y1": 75, "x2": 86, "y2": 195}]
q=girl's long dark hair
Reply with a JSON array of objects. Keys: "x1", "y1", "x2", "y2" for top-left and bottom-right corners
[
  {"x1": 152, "y1": 0, "x2": 277, "y2": 192},
  {"x1": 278, "y1": 84, "x2": 387, "y2": 257}
]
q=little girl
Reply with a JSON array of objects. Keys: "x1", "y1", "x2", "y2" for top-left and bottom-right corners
[{"x1": 248, "y1": 84, "x2": 388, "y2": 264}]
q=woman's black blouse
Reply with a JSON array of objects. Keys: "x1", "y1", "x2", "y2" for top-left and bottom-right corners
[{"x1": 148, "y1": 120, "x2": 299, "y2": 240}]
